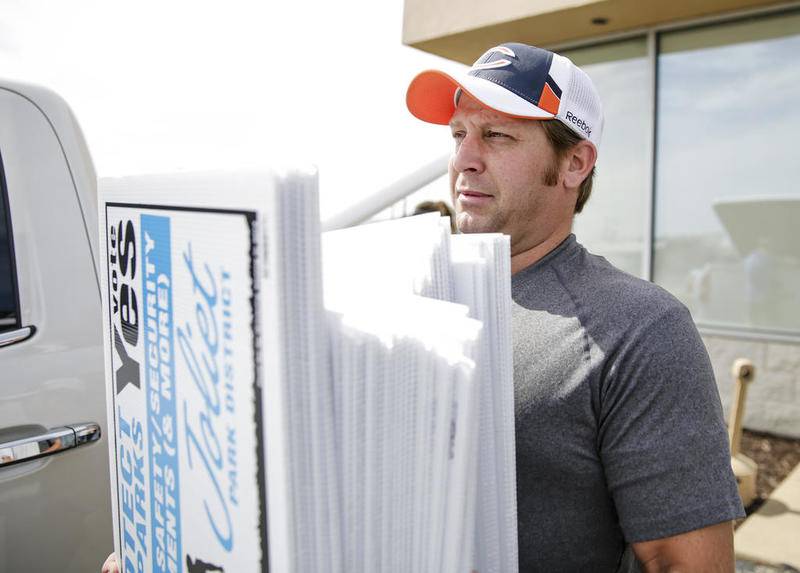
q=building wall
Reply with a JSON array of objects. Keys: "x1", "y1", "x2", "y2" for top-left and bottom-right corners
[
  {"x1": 706, "y1": 335, "x2": 800, "y2": 438},
  {"x1": 403, "y1": 0, "x2": 589, "y2": 45},
  {"x1": 403, "y1": 0, "x2": 790, "y2": 63},
  {"x1": 402, "y1": 2, "x2": 800, "y2": 439}
]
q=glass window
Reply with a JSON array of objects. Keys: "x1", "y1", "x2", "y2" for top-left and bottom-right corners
[
  {"x1": 0, "y1": 159, "x2": 19, "y2": 332},
  {"x1": 654, "y1": 11, "x2": 800, "y2": 334},
  {"x1": 561, "y1": 38, "x2": 651, "y2": 277}
]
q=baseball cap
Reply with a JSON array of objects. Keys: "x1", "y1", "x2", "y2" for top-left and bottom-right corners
[{"x1": 406, "y1": 43, "x2": 604, "y2": 147}]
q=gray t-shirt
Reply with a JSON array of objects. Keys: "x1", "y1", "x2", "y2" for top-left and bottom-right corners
[{"x1": 512, "y1": 235, "x2": 744, "y2": 572}]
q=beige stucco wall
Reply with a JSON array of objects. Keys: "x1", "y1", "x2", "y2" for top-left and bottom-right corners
[
  {"x1": 403, "y1": 0, "x2": 595, "y2": 46},
  {"x1": 404, "y1": 0, "x2": 792, "y2": 62},
  {"x1": 705, "y1": 335, "x2": 800, "y2": 438}
]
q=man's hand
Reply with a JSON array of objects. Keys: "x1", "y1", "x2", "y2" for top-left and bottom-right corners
[
  {"x1": 632, "y1": 521, "x2": 735, "y2": 572},
  {"x1": 101, "y1": 552, "x2": 119, "y2": 573}
]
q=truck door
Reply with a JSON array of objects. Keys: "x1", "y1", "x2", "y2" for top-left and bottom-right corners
[{"x1": 0, "y1": 87, "x2": 112, "y2": 572}]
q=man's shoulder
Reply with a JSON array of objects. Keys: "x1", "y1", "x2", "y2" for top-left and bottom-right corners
[
  {"x1": 513, "y1": 238, "x2": 692, "y2": 334},
  {"x1": 577, "y1": 251, "x2": 682, "y2": 317}
]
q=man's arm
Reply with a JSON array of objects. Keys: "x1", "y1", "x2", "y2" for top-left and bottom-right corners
[
  {"x1": 631, "y1": 521, "x2": 735, "y2": 573},
  {"x1": 597, "y1": 302, "x2": 744, "y2": 558}
]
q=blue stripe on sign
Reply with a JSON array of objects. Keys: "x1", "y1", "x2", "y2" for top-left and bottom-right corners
[{"x1": 141, "y1": 214, "x2": 183, "y2": 573}]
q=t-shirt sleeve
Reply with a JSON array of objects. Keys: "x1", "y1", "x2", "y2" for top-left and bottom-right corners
[{"x1": 597, "y1": 303, "x2": 745, "y2": 543}]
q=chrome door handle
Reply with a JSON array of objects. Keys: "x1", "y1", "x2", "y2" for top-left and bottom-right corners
[
  {"x1": 0, "y1": 422, "x2": 101, "y2": 468},
  {"x1": 0, "y1": 326, "x2": 35, "y2": 348}
]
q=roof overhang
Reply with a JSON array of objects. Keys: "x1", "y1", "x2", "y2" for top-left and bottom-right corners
[{"x1": 403, "y1": 0, "x2": 794, "y2": 63}]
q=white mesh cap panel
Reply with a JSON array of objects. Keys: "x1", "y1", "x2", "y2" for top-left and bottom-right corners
[
  {"x1": 554, "y1": 56, "x2": 604, "y2": 147},
  {"x1": 547, "y1": 53, "x2": 573, "y2": 110}
]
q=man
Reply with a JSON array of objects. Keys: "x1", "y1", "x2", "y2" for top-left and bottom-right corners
[
  {"x1": 406, "y1": 43, "x2": 744, "y2": 572},
  {"x1": 412, "y1": 199, "x2": 457, "y2": 232}
]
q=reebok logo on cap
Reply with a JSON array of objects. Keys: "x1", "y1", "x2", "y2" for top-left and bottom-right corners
[{"x1": 565, "y1": 111, "x2": 592, "y2": 138}]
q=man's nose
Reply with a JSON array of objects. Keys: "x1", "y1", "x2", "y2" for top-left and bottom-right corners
[{"x1": 451, "y1": 133, "x2": 485, "y2": 174}]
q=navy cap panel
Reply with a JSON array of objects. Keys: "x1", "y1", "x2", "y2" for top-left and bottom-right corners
[
  {"x1": 545, "y1": 74, "x2": 562, "y2": 98},
  {"x1": 467, "y1": 43, "x2": 553, "y2": 107}
]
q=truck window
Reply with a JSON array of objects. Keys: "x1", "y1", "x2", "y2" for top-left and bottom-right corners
[{"x1": 0, "y1": 154, "x2": 19, "y2": 332}]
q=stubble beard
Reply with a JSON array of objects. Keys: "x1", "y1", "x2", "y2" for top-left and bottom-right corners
[
  {"x1": 454, "y1": 161, "x2": 559, "y2": 237},
  {"x1": 454, "y1": 207, "x2": 506, "y2": 235}
]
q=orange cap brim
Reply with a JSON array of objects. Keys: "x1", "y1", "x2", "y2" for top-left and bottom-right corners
[{"x1": 406, "y1": 70, "x2": 461, "y2": 125}]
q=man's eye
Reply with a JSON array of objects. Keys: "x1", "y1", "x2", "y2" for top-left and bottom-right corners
[
  {"x1": 487, "y1": 130, "x2": 509, "y2": 138},
  {"x1": 451, "y1": 131, "x2": 465, "y2": 140}
]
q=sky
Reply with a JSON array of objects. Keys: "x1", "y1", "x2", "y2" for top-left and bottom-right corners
[
  {"x1": 3, "y1": 1, "x2": 798, "y2": 244},
  {"x1": 655, "y1": 32, "x2": 800, "y2": 238},
  {"x1": 0, "y1": 0, "x2": 465, "y2": 220}
]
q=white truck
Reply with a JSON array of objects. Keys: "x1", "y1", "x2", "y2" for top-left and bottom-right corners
[{"x1": 0, "y1": 79, "x2": 112, "y2": 572}]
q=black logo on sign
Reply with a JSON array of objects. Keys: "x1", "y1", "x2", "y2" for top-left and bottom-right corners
[
  {"x1": 109, "y1": 219, "x2": 141, "y2": 394},
  {"x1": 186, "y1": 555, "x2": 225, "y2": 573}
]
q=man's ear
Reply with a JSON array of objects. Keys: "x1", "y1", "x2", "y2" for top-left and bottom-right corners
[{"x1": 562, "y1": 140, "x2": 597, "y2": 190}]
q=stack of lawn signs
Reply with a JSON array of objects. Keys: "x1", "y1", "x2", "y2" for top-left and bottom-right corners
[
  {"x1": 325, "y1": 296, "x2": 482, "y2": 573},
  {"x1": 100, "y1": 170, "x2": 517, "y2": 573},
  {"x1": 323, "y1": 214, "x2": 517, "y2": 573},
  {"x1": 321, "y1": 212, "x2": 454, "y2": 303},
  {"x1": 450, "y1": 233, "x2": 518, "y2": 573},
  {"x1": 99, "y1": 169, "x2": 340, "y2": 573}
]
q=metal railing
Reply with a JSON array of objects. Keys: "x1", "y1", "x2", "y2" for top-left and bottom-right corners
[{"x1": 322, "y1": 154, "x2": 449, "y2": 232}]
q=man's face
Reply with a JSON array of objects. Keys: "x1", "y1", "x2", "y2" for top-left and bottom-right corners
[{"x1": 448, "y1": 93, "x2": 563, "y2": 251}]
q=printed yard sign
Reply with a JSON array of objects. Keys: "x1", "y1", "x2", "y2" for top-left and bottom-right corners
[{"x1": 101, "y1": 202, "x2": 266, "y2": 573}]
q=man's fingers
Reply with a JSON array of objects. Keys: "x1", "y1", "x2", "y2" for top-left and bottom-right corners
[{"x1": 101, "y1": 552, "x2": 119, "y2": 573}]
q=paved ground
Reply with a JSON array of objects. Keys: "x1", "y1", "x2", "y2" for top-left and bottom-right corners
[{"x1": 735, "y1": 464, "x2": 800, "y2": 569}]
